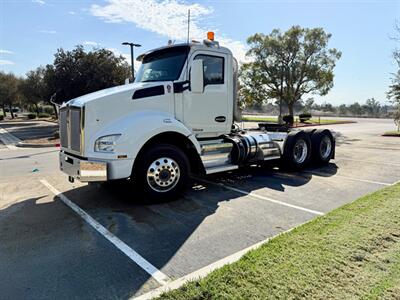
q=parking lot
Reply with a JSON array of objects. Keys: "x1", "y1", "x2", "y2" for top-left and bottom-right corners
[{"x1": 0, "y1": 118, "x2": 399, "y2": 299}]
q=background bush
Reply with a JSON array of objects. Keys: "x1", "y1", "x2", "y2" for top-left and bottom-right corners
[
  {"x1": 41, "y1": 105, "x2": 55, "y2": 115},
  {"x1": 38, "y1": 113, "x2": 51, "y2": 118},
  {"x1": 283, "y1": 115, "x2": 294, "y2": 125},
  {"x1": 299, "y1": 113, "x2": 312, "y2": 122}
]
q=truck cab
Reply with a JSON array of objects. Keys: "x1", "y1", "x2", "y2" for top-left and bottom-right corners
[{"x1": 59, "y1": 34, "x2": 335, "y2": 201}]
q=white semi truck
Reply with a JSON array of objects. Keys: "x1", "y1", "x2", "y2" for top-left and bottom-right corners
[{"x1": 59, "y1": 33, "x2": 335, "y2": 201}]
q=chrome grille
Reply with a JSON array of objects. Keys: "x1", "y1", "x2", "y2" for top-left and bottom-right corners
[
  {"x1": 59, "y1": 106, "x2": 83, "y2": 153},
  {"x1": 59, "y1": 108, "x2": 68, "y2": 148}
]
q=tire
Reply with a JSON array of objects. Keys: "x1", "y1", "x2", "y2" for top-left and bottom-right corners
[
  {"x1": 310, "y1": 129, "x2": 335, "y2": 164},
  {"x1": 132, "y1": 144, "x2": 190, "y2": 203},
  {"x1": 282, "y1": 131, "x2": 312, "y2": 170}
]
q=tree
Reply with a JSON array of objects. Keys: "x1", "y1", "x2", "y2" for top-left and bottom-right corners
[
  {"x1": 363, "y1": 98, "x2": 381, "y2": 118},
  {"x1": 394, "y1": 109, "x2": 400, "y2": 132},
  {"x1": 0, "y1": 72, "x2": 21, "y2": 119},
  {"x1": 321, "y1": 102, "x2": 334, "y2": 113},
  {"x1": 304, "y1": 98, "x2": 314, "y2": 113},
  {"x1": 44, "y1": 46, "x2": 130, "y2": 104},
  {"x1": 387, "y1": 23, "x2": 400, "y2": 130},
  {"x1": 20, "y1": 67, "x2": 47, "y2": 116},
  {"x1": 348, "y1": 102, "x2": 363, "y2": 116},
  {"x1": 241, "y1": 26, "x2": 341, "y2": 116},
  {"x1": 338, "y1": 104, "x2": 347, "y2": 116}
]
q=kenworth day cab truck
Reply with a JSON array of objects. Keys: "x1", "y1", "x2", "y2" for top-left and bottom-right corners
[{"x1": 59, "y1": 33, "x2": 335, "y2": 201}]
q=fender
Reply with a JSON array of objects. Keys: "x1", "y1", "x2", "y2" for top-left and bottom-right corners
[{"x1": 86, "y1": 110, "x2": 201, "y2": 179}]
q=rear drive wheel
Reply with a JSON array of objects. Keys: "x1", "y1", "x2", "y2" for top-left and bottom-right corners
[
  {"x1": 282, "y1": 131, "x2": 312, "y2": 170},
  {"x1": 311, "y1": 129, "x2": 335, "y2": 164},
  {"x1": 133, "y1": 144, "x2": 189, "y2": 202}
]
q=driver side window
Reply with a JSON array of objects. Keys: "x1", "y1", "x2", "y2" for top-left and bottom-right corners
[{"x1": 194, "y1": 54, "x2": 224, "y2": 86}]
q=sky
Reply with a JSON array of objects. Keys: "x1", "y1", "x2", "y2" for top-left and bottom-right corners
[{"x1": 0, "y1": 0, "x2": 399, "y2": 105}]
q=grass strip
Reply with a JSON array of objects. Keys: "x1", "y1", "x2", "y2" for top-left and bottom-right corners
[{"x1": 158, "y1": 183, "x2": 400, "y2": 299}]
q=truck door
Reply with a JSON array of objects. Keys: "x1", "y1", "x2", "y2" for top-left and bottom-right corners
[{"x1": 182, "y1": 52, "x2": 229, "y2": 138}]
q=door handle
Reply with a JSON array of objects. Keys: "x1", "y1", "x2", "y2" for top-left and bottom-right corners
[{"x1": 215, "y1": 116, "x2": 226, "y2": 123}]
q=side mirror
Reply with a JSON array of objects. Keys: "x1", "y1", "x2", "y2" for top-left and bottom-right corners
[{"x1": 190, "y1": 60, "x2": 204, "y2": 93}]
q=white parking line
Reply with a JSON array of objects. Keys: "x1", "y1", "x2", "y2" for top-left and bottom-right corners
[
  {"x1": 337, "y1": 158, "x2": 400, "y2": 167},
  {"x1": 40, "y1": 179, "x2": 170, "y2": 285},
  {"x1": 198, "y1": 178, "x2": 324, "y2": 216},
  {"x1": 392, "y1": 180, "x2": 400, "y2": 186},
  {"x1": 133, "y1": 218, "x2": 315, "y2": 300},
  {"x1": 0, "y1": 127, "x2": 21, "y2": 150},
  {"x1": 302, "y1": 171, "x2": 392, "y2": 186}
]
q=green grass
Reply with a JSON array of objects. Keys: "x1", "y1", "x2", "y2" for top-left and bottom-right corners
[
  {"x1": 241, "y1": 116, "x2": 354, "y2": 125},
  {"x1": 158, "y1": 183, "x2": 400, "y2": 299},
  {"x1": 383, "y1": 131, "x2": 400, "y2": 137}
]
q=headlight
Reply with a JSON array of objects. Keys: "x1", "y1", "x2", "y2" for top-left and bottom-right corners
[{"x1": 94, "y1": 134, "x2": 121, "y2": 153}]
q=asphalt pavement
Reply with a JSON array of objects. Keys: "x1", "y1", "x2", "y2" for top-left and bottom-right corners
[{"x1": 0, "y1": 118, "x2": 399, "y2": 299}]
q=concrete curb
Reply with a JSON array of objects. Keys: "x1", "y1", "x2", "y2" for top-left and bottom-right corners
[
  {"x1": 382, "y1": 134, "x2": 400, "y2": 137},
  {"x1": 290, "y1": 121, "x2": 357, "y2": 128},
  {"x1": 17, "y1": 141, "x2": 59, "y2": 148}
]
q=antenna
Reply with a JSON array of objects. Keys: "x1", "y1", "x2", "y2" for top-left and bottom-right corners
[
  {"x1": 187, "y1": 9, "x2": 190, "y2": 45},
  {"x1": 186, "y1": 9, "x2": 191, "y2": 81}
]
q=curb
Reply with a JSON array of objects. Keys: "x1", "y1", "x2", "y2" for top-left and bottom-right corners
[
  {"x1": 17, "y1": 142, "x2": 59, "y2": 148},
  {"x1": 290, "y1": 121, "x2": 356, "y2": 128},
  {"x1": 382, "y1": 134, "x2": 400, "y2": 137}
]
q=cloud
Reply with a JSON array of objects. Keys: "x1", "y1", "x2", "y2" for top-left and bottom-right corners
[
  {"x1": 39, "y1": 30, "x2": 57, "y2": 34},
  {"x1": 107, "y1": 48, "x2": 131, "y2": 63},
  {"x1": 0, "y1": 49, "x2": 13, "y2": 55},
  {"x1": 107, "y1": 47, "x2": 141, "y2": 71},
  {"x1": 32, "y1": 0, "x2": 45, "y2": 5},
  {"x1": 90, "y1": 0, "x2": 248, "y2": 63},
  {"x1": 83, "y1": 41, "x2": 100, "y2": 46},
  {"x1": 0, "y1": 60, "x2": 14, "y2": 65},
  {"x1": 69, "y1": 11, "x2": 76, "y2": 15}
]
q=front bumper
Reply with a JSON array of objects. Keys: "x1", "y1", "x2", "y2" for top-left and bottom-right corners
[{"x1": 60, "y1": 151, "x2": 107, "y2": 182}]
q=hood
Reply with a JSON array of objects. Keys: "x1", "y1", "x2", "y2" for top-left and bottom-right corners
[{"x1": 63, "y1": 81, "x2": 164, "y2": 107}]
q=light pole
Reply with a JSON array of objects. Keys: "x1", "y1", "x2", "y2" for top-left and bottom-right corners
[
  {"x1": 122, "y1": 42, "x2": 141, "y2": 81},
  {"x1": 278, "y1": 64, "x2": 284, "y2": 124}
]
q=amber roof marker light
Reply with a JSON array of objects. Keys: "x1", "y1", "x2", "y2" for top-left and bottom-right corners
[{"x1": 207, "y1": 31, "x2": 215, "y2": 41}]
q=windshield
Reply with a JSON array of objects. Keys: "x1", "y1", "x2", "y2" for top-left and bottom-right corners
[{"x1": 135, "y1": 46, "x2": 189, "y2": 83}]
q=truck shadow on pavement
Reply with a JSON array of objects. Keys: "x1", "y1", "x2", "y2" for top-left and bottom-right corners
[{"x1": 206, "y1": 162, "x2": 338, "y2": 192}]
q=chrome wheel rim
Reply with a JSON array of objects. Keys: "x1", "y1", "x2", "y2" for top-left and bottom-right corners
[
  {"x1": 293, "y1": 139, "x2": 308, "y2": 164},
  {"x1": 320, "y1": 136, "x2": 332, "y2": 160},
  {"x1": 147, "y1": 157, "x2": 180, "y2": 193}
]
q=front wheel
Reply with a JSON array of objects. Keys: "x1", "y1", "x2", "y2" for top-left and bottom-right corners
[{"x1": 132, "y1": 144, "x2": 190, "y2": 203}]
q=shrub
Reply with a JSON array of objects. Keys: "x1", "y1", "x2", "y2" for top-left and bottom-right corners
[
  {"x1": 27, "y1": 113, "x2": 36, "y2": 119},
  {"x1": 283, "y1": 115, "x2": 294, "y2": 125},
  {"x1": 38, "y1": 113, "x2": 51, "y2": 118},
  {"x1": 299, "y1": 113, "x2": 312, "y2": 123},
  {"x1": 42, "y1": 105, "x2": 55, "y2": 115},
  {"x1": 0, "y1": 115, "x2": 3, "y2": 121}
]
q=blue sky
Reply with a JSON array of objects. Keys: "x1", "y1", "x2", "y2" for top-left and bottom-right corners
[{"x1": 0, "y1": 0, "x2": 399, "y2": 105}]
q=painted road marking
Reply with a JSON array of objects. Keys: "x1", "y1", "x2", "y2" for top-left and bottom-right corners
[
  {"x1": 198, "y1": 178, "x2": 324, "y2": 216},
  {"x1": 302, "y1": 170, "x2": 392, "y2": 186},
  {"x1": 133, "y1": 218, "x2": 316, "y2": 300},
  {"x1": 0, "y1": 127, "x2": 21, "y2": 150},
  {"x1": 40, "y1": 179, "x2": 170, "y2": 285},
  {"x1": 264, "y1": 169, "x2": 394, "y2": 187},
  {"x1": 391, "y1": 180, "x2": 400, "y2": 186}
]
